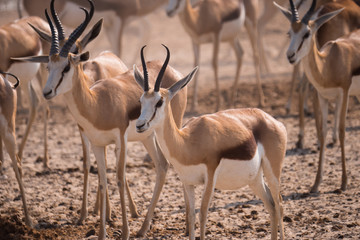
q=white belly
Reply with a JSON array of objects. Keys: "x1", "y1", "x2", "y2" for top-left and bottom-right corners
[
  {"x1": 184, "y1": 16, "x2": 244, "y2": 45},
  {"x1": 215, "y1": 144, "x2": 263, "y2": 190}
]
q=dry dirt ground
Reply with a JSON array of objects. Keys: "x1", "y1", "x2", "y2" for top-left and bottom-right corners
[{"x1": 1, "y1": 5, "x2": 360, "y2": 240}]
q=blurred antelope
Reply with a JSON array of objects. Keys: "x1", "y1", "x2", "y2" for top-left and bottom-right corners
[
  {"x1": 0, "y1": 71, "x2": 32, "y2": 227},
  {"x1": 20, "y1": 0, "x2": 168, "y2": 57},
  {"x1": 166, "y1": 0, "x2": 265, "y2": 111},
  {"x1": 134, "y1": 45, "x2": 287, "y2": 240},
  {"x1": 0, "y1": 15, "x2": 51, "y2": 168},
  {"x1": 276, "y1": 0, "x2": 360, "y2": 192}
]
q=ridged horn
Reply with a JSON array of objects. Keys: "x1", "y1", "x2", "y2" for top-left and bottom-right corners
[
  {"x1": 140, "y1": 45, "x2": 149, "y2": 92},
  {"x1": 154, "y1": 44, "x2": 170, "y2": 92},
  {"x1": 59, "y1": 7, "x2": 90, "y2": 57},
  {"x1": 50, "y1": 0, "x2": 65, "y2": 41},
  {"x1": 302, "y1": 0, "x2": 316, "y2": 24},
  {"x1": 45, "y1": 9, "x2": 59, "y2": 56},
  {"x1": 289, "y1": 0, "x2": 299, "y2": 22},
  {"x1": 0, "y1": 71, "x2": 20, "y2": 89}
]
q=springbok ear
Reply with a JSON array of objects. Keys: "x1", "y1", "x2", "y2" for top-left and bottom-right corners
[
  {"x1": 313, "y1": 8, "x2": 344, "y2": 32},
  {"x1": 133, "y1": 64, "x2": 146, "y2": 90},
  {"x1": 11, "y1": 55, "x2": 49, "y2": 63},
  {"x1": 28, "y1": 22, "x2": 52, "y2": 42},
  {"x1": 79, "y1": 18, "x2": 103, "y2": 50},
  {"x1": 168, "y1": 67, "x2": 198, "y2": 100},
  {"x1": 273, "y1": 2, "x2": 292, "y2": 22},
  {"x1": 70, "y1": 51, "x2": 90, "y2": 64}
]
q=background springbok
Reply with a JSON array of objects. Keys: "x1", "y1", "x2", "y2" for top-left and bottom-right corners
[
  {"x1": 134, "y1": 45, "x2": 287, "y2": 240},
  {"x1": 19, "y1": 0, "x2": 168, "y2": 59},
  {"x1": 0, "y1": 15, "x2": 50, "y2": 168},
  {"x1": 0, "y1": 71, "x2": 32, "y2": 227},
  {"x1": 276, "y1": 0, "x2": 360, "y2": 192},
  {"x1": 166, "y1": 0, "x2": 265, "y2": 111}
]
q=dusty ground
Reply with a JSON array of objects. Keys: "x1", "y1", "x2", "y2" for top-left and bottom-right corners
[{"x1": 1, "y1": 4, "x2": 360, "y2": 240}]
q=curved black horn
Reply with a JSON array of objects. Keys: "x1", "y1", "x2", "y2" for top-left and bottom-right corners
[
  {"x1": 289, "y1": 0, "x2": 299, "y2": 22},
  {"x1": 140, "y1": 45, "x2": 149, "y2": 91},
  {"x1": 50, "y1": 0, "x2": 65, "y2": 41},
  {"x1": 45, "y1": 9, "x2": 59, "y2": 56},
  {"x1": 302, "y1": 0, "x2": 316, "y2": 24},
  {"x1": 88, "y1": 0, "x2": 94, "y2": 22},
  {"x1": 59, "y1": 7, "x2": 90, "y2": 57},
  {"x1": 154, "y1": 44, "x2": 170, "y2": 92},
  {"x1": 0, "y1": 71, "x2": 20, "y2": 89}
]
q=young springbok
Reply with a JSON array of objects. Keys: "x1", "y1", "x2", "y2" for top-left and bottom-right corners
[
  {"x1": 275, "y1": 0, "x2": 360, "y2": 192},
  {"x1": 134, "y1": 45, "x2": 287, "y2": 240},
  {"x1": 0, "y1": 71, "x2": 32, "y2": 227},
  {"x1": 19, "y1": 6, "x2": 189, "y2": 239}
]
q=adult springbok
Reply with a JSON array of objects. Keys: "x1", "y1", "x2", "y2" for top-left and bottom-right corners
[
  {"x1": 166, "y1": 0, "x2": 265, "y2": 111},
  {"x1": 288, "y1": 0, "x2": 360, "y2": 149},
  {"x1": 134, "y1": 45, "x2": 287, "y2": 240},
  {"x1": 20, "y1": 0, "x2": 168, "y2": 57},
  {"x1": 0, "y1": 71, "x2": 32, "y2": 227},
  {"x1": 20, "y1": 5, "x2": 189, "y2": 239},
  {"x1": 275, "y1": 0, "x2": 360, "y2": 192},
  {"x1": 0, "y1": 15, "x2": 51, "y2": 168},
  {"x1": 13, "y1": 0, "x2": 131, "y2": 224}
]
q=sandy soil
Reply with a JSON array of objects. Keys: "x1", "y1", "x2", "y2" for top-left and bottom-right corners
[{"x1": 1, "y1": 5, "x2": 360, "y2": 240}]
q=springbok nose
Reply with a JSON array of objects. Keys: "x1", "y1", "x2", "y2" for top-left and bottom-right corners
[
  {"x1": 287, "y1": 52, "x2": 296, "y2": 64},
  {"x1": 43, "y1": 89, "x2": 52, "y2": 98},
  {"x1": 136, "y1": 123, "x2": 146, "y2": 130}
]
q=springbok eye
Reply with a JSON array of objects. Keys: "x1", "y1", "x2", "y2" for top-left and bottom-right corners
[
  {"x1": 303, "y1": 31, "x2": 310, "y2": 39},
  {"x1": 156, "y1": 98, "x2": 163, "y2": 108},
  {"x1": 63, "y1": 63, "x2": 70, "y2": 73}
]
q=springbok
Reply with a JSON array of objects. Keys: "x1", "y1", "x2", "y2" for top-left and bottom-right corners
[
  {"x1": 0, "y1": 15, "x2": 51, "y2": 168},
  {"x1": 0, "y1": 71, "x2": 32, "y2": 227},
  {"x1": 134, "y1": 45, "x2": 287, "y2": 240},
  {"x1": 166, "y1": 0, "x2": 265, "y2": 111},
  {"x1": 289, "y1": 0, "x2": 360, "y2": 149},
  {"x1": 20, "y1": 0, "x2": 168, "y2": 57},
  {"x1": 19, "y1": 5, "x2": 189, "y2": 239},
  {"x1": 14, "y1": 0, "x2": 147, "y2": 230},
  {"x1": 275, "y1": 0, "x2": 360, "y2": 192}
]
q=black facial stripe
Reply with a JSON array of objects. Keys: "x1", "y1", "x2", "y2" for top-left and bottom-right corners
[
  {"x1": 54, "y1": 75, "x2": 64, "y2": 94},
  {"x1": 53, "y1": 62, "x2": 71, "y2": 93}
]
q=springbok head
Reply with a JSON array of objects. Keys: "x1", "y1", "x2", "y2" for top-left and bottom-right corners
[
  {"x1": 166, "y1": 0, "x2": 186, "y2": 17},
  {"x1": 274, "y1": 0, "x2": 344, "y2": 64},
  {"x1": 133, "y1": 45, "x2": 198, "y2": 133},
  {"x1": 12, "y1": 0, "x2": 101, "y2": 99}
]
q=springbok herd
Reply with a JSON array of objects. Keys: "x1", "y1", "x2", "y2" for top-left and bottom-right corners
[{"x1": 1, "y1": 0, "x2": 360, "y2": 239}]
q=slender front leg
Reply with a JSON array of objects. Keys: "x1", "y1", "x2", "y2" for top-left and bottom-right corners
[
  {"x1": 297, "y1": 74, "x2": 309, "y2": 149},
  {"x1": 137, "y1": 135, "x2": 169, "y2": 237},
  {"x1": 94, "y1": 146, "x2": 112, "y2": 221},
  {"x1": 338, "y1": 90, "x2": 349, "y2": 191},
  {"x1": 212, "y1": 34, "x2": 221, "y2": 111},
  {"x1": 286, "y1": 63, "x2": 300, "y2": 114},
  {"x1": 199, "y1": 170, "x2": 216, "y2": 240},
  {"x1": 18, "y1": 82, "x2": 39, "y2": 165},
  {"x1": 229, "y1": 37, "x2": 244, "y2": 108},
  {"x1": 184, "y1": 184, "x2": 195, "y2": 240},
  {"x1": 4, "y1": 132, "x2": 32, "y2": 227},
  {"x1": 244, "y1": 18, "x2": 265, "y2": 107},
  {"x1": 78, "y1": 131, "x2": 91, "y2": 224},
  {"x1": 91, "y1": 145, "x2": 107, "y2": 240},
  {"x1": 115, "y1": 134, "x2": 129, "y2": 239},
  {"x1": 42, "y1": 104, "x2": 50, "y2": 168},
  {"x1": 191, "y1": 41, "x2": 200, "y2": 112},
  {"x1": 311, "y1": 94, "x2": 329, "y2": 193}
]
